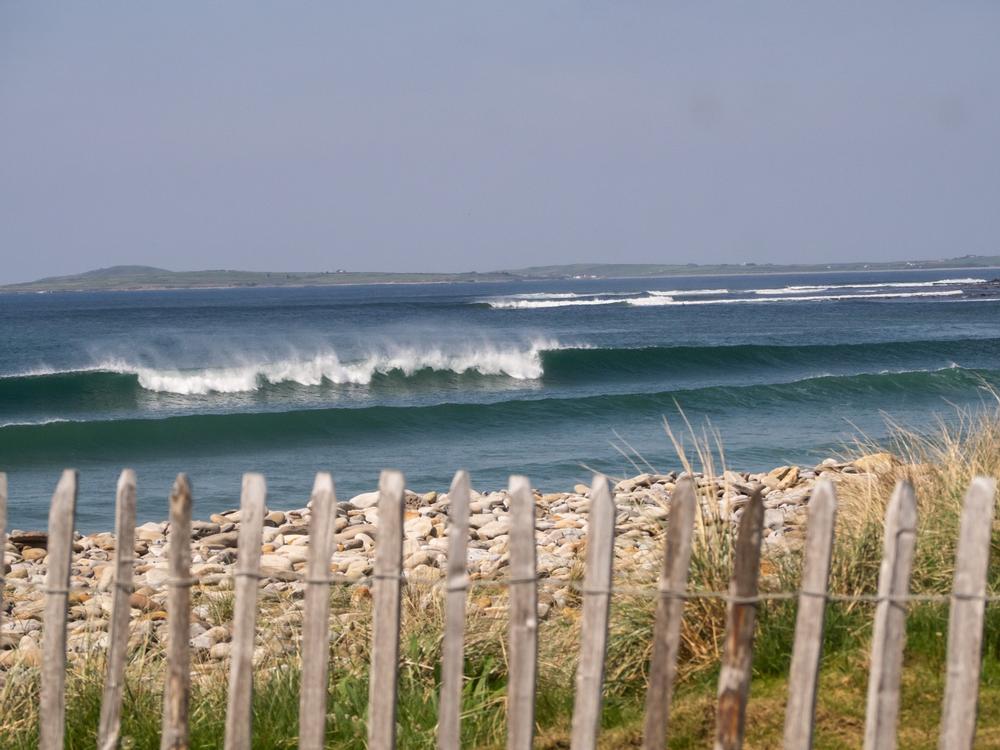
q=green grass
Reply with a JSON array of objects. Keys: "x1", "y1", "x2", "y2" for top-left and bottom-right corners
[{"x1": 5, "y1": 600, "x2": 1000, "y2": 748}]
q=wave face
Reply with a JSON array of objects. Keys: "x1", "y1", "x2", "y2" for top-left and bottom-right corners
[
  {"x1": 538, "y1": 338, "x2": 1000, "y2": 384},
  {"x1": 2, "y1": 365, "x2": 996, "y2": 463}
]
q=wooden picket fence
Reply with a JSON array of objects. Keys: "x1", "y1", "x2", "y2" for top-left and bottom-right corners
[{"x1": 0, "y1": 467, "x2": 997, "y2": 750}]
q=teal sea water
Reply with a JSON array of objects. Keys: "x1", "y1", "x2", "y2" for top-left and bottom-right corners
[{"x1": 3, "y1": 270, "x2": 1000, "y2": 531}]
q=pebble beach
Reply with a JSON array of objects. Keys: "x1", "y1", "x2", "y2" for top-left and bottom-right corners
[{"x1": 0, "y1": 455, "x2": 893, "y2": 671}]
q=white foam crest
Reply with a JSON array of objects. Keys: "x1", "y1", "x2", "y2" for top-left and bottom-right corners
[
  {"x1": 135, "y1": 366, "x2": 262, "y2": 394},
  {"x1": 486, "y1": 298, "x2": 626, "y2": 309},
  {"x1": 366, "y1": 344, "x2": 549, "y2": 380},
  {"x1": 502, "y1": 291, "x2": 634, "y2": 300},
  {"x1": 627, "y1": 296, "x2": 675, "y2": 306},
  {"x1": 12, "y1": 363, "x2": 125, "y2": 378},
  {"x1": 753, "y1": 278, "x2": 985, "y2": 295},
  {"x1": 96, "y1": 340, "x2": 567, "y2": 394},
  {"x1": 752, "y1": 285, "x2": 834, "y2": 295},
  {"x1": 649, "y1": 289, "x2": 963, "y2": 306},
  {"x1": 646, "y1": 288, "x2": 729, "y2": 297},
  {"x1": 0, "y1": 417, "x2": 72, "y2": 428},
  {"x1": 504, "y1": 292, "x2": 587, "y2": 300}
]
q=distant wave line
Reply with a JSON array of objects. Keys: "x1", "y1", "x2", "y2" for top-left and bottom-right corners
[
  {"x1": 626, "y1": 289, "x2": 964, "y2": 306},
  {"x1": 486, "y1": 288, "x2": 967, "y2": 309},
  {"x1": 752, "y1": 277, "x2": 986, "y2": 295}
]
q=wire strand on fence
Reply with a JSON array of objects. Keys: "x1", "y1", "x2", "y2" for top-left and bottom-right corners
[{"x1": 25, "y1": 568, "x2": 1000, "y2": 607}]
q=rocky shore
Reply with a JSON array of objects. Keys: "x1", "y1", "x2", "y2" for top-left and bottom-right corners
[{"x1": 0, "y1": 456, "x2": 891, "y2": 670}]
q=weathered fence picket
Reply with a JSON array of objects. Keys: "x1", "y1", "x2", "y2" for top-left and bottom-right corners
[
  {"x1": 642, "y1": 476, "x2": 697, "y2": 750},
  {"x1": 782, "y1": 478, "x2": 838, "y2": 750},
  {"x1": 438, "y1": 470, "x2": 471, "y2": 750},
  {"x1": 39, "y1": 469, "x2": 78, "y2": 750},
  {"x1": 161, "y1": 474, "x2": 193, "y2": 750},
  {"x1": 569, "y1": 474, "x2": 617, "y2": 750},
  {"x1": 368, "y1": 470, "x2": 405, "y2": 750},
  {"x1": 13, "y1": 466, "x2": 1000, "y2": 748},
  {"x1": 939, "y1": 477, "x2": 997, "y2": 750},
  {"x1": 507, "y1": 474, "x2": 538, "y2": 750},
  {"x1": 298, "y1": 472, "x2": 338, "y2": 750},
  {"x1": 224, "y1": 473, "x2": 267, "y2": 750},
  {"x1": 97, "y1": 469, "x2": 137, "y2": 750},
  {"x1": 863, "y1": 479, "x2": 918, "y2": 750},
  {"x1": 714, "y1": 489, "x2": 764, "y2": 750}
]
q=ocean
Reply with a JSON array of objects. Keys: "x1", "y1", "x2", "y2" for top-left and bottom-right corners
[{"x1": 2, "y1": 269, "x2": 999, "y2": 531}]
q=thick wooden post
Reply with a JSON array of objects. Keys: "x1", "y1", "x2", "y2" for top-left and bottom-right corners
[
  {"x1": 783, "y1": 478, "x2": 838, "y2": 750},
  {"x1": 938, "y1": 477, "x2": 996, "y2": 750},
  {"x1": 298, "y1": 472, "x2": 338, "y2": 750},
  {"x1": 863, "y1": 480, "x2": 917, "y2": 750},
  {"x1": 714, "y1": 489, "x2": 765, "y2": 750},
  {"x1": 438, "y1": 470, "x2": 471, "y2": 750},
  {"x1": 569, "y1": 474, "x2": 617, "y2": 750},
  {"x1": 367, "y1": 470, "x2": 405, "y2": 750},
  {"x1": 224, "y1": 473, "x2": 267, "y2": 750},
  {"x1": 506, "y1": 474, "x2": 538, "y2": 750},
  {"x1": 39, "y1": 469, "x2": 78, "y2": 750},
  {"x1": 98, "y1": 469, "x2": 138, "y2": 750},
  {"x1": 642, "y1": 477, "x2": 697, "y2": 750},
  {"x1": 161, "y1": 474, "x2": 193, "y2": 750}
]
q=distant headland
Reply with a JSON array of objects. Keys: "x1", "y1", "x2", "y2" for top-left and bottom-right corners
[{"x1": 3, "y1": 254, "x2": 1000, "y2": 293}]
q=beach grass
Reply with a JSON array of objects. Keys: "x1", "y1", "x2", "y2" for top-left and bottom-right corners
[{"x1": 3, "y1": 404, "x2": 1000, "y2": 747}]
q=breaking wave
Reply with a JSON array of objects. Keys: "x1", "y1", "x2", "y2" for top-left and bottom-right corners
[{"x1": 2, "y1": 341, "x2": 568, "y2": 396}]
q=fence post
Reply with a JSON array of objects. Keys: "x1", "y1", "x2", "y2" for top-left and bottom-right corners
[
  {"x1": 938, "y1": 477, "x2": 996, "y2": 750},
  {"x1": 0, "y1": 472, "x2": 6, "y2": 634},
  {"x1": 438, "y1": 470, "x2": 471, "y2": 750},
  {"x1": 642, "y1": 477, "x2": 697, "y2": 750},
  {"x1": 506, "y1": 474, "x2": 538, "y2": 750},
  {"x1": 224, "y1": 473, "x2": 267, "y2": 750},
  {"x1": 863, "y1": 479, "x2": 917, "y2": 750},
  {"x1": 714, "y1": 489, "x2": 765, "y2": 750},
  {"x1": 368, "y1": 470, "x2": 405, "y2": 750},
  {"x1": 161, "y1": 474, "x2": 193, "y2": 750},
  {"x1": 39, "y1": 469, "x2": 78, "y2": 750},
  {"x1": 782, "y1": 478, "x2": 838, "y2": 750},
  {"x1": 98, "y1": 469, "x2": 138, "y2": 750},
  {"x1": 569, "y1": 474, "x2": 617, "y2": 750},
  {"x1": 298, "y1": 472, "x2": 338, "y2": 750}
]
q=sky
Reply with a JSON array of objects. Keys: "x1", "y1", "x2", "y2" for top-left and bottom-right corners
[{"x1": 1, "y1": 3, "x2": 999, "y2": 283}]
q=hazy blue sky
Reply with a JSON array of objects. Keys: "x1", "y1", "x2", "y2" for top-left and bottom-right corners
[{"x1": 2, "y1": 3, "x2": 999, "y2": 282}]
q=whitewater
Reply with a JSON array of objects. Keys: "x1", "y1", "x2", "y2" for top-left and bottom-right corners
[{"x1": 80, "y1": 341, "x2": 560, "y2": 394}]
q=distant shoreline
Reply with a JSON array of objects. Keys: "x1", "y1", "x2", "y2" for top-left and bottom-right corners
[{"x1": 2, "y1": 258, "x2": 999, "y2": 294}]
